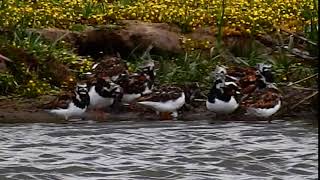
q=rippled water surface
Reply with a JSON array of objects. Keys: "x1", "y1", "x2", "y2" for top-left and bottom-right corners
[{"x1": 0, "y1": 120, "x2": 318, "y2": 179}]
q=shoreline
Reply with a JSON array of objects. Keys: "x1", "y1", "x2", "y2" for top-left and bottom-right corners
[
  {"x1": 0, "y1": 90, "x2": 318, "y2": 124},
  {"x1": 0, "y1": 110, "x2": 317, "y2": 124},
  {"x1": 0, "y1": 96, "x2": 317, "y2": 124}
]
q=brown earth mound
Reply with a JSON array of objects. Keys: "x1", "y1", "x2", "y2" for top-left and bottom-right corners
[
  {"x1": 29, "y1": 20, "x2": 184, "y2": 59},
  {"x1": 77, "y1": 20, "x2": 183, "y2": 58},
  {"x1": 28, "y1": 20, "x2": 276, "y2": 61}
]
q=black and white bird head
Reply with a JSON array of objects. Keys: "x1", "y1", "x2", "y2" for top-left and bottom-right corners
[
  {"x1": 214, "y1": 72, "x2": 227, "y2": 90},
  {"x1": 74, "y1": 82, "x2": 90, "y2": 104},
  {"x1": 140, "y1": 44, "x2": 156, "y2": 78},
  {"x1": 90, "y1": 77, "x2": 123, "y2": 101},
  {"x1": 75, "y1": 83, "x2": 89, "y2": 95},
  {"x1": 98, "y1": 78, "x2": 121, "y2": 92},
  {"x1": 212, "y1": 65, "x2": 229, "y2": 81},
  {"x1": 254, "y1": 69, "x2": 268, "y2": 89},
  {"x1": 255, "y1": 69, "x2": 279, "y2": 91},
  {"x1": 256, "y1": 63, "x2": 272, "y2": 72},
  {"x1": 109, "y1": 82, "x2": 124, "y2": 101},
  {"x1": 139, "y1": 60, "x2": 156, "y2": 78},
  {"x1": 214, "y1": 65, "x2": 227, "y2": 75},
  {"x1": 256, "y1": 63, "x2": 274, "y2": 83}
]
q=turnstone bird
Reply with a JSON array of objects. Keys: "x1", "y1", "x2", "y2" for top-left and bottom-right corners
[
  {"x1": 43, "y1": 83, "x2": 90, "y2": 120},
  {"x1": 87, "y1": 77, "x2": 123, "y2": 116},
  {"x1": 241, "y1": 81, "x2": 282, "y2": 119},
  {"x1": 240, "y1": 67, "x2": 282, "y2": 119},
  {"x1": 115, "y1": 60, "x2": 156, "y2": 104},
  {"x1": 206, "y1": 71, "x2": 241, "y2": 115},
  {"x1": 137, "y1": 86, "x2": 185, "y2": 120}
]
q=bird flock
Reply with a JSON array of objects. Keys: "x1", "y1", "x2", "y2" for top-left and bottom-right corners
[{"x1": 44, "y1": 54, "x2": 282, "y2": 121}]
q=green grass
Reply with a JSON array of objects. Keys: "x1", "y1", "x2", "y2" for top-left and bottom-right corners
[{"x1": 0, "y1": 28, "x2": 93, "y2": 97}]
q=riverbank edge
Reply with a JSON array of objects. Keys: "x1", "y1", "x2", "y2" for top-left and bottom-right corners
[{"x1": 0, "y1": 97, "x2": 317, "y2": 124}]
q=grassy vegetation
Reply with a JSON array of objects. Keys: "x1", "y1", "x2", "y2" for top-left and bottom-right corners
[
  {"x1": 0, "y1": 30, "x2": 93, "y2": 97},
  {"x1": 0, "y1": 0, "x2": 318, "y2": 97}
]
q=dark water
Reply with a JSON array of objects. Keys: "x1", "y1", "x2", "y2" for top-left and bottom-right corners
[{"x1": 0, "y1": 120, "x2": 318, "y2": 179}]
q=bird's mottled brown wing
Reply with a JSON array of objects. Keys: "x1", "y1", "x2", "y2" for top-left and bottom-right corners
[
  {"x1": 227, "y1": 66, "x2": 256, "y2": 78},
  {"x1": 94, "y1": 56, "x2": 128, "y2": 78},
  {"x1": 42, "y1": 92, "x2": 74, "y2": 109},
  {"x1": 228, "y1": 66, "x2": 258, "y2": 94},
  {"x1": 227, "y1": 67, "x2": 246, "y2": 78},
  {"x1": 238, "y1": 74, "x2": 257, "y2": 88},
  {"x1": 241, "y1": 88, "x2": 281, "y2": 109},
  {"x1": 138, "y1": 86, "x2": 183, "y2": 102},
  {"x1": 240, "y1": 84, "x2": 257, "y2": 94}
]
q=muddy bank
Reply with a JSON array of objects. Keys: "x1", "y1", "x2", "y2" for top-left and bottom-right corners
[
  {"x1": 0, "y1": 105, "x2": 317, "y2": 124},
  {"x1": 0, "y1": 93, "x2": 317, "y2": 124}
]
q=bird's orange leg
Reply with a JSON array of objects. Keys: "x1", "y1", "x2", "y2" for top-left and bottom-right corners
[
  {"x1": 97, "y1": 109, "x2": 110, "y2": 121},
  {"x1": 159, "y1": 112, "x2": 172, "y2": 120}
]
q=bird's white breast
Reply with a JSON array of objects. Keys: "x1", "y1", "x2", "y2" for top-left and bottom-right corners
[
  {"x1": 206, "y1": 96, "x2": 239, "y2": 114},
  {"x1": 88, "y1": 86, "x2": 114, "y2": 109},
  {"x1": 49, "y1": 102, "x2": 86, "y2": 120},
  {"x1": 246, "y1": 100, "x2": 281, "y2": 118}
]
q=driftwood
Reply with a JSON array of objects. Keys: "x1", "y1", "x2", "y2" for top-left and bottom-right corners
[
  {"x1": 289, "y1": 86, "x2": 318, "y2": 91},
  {"x1": 282, "y1": 46, "x2": 318, "y2": 60},
  {"x1": 286, "y1": 73, "x2": 318, "y2": 110},
  {"x1": 287, "y1": 73, "x2": 318, "y2": 87},
  {"x1": 290, "y1": 91, "x2": 318, "y2": 110},
  {"x1": 278, "y1": 27, "x2": 317, "y2": 46},
  {"x1": 0, "y1": 54, "x2": 13, "y2": 62},
  {"x1": 256, "y1": 29, "x2": 318, "y2": 62}
]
